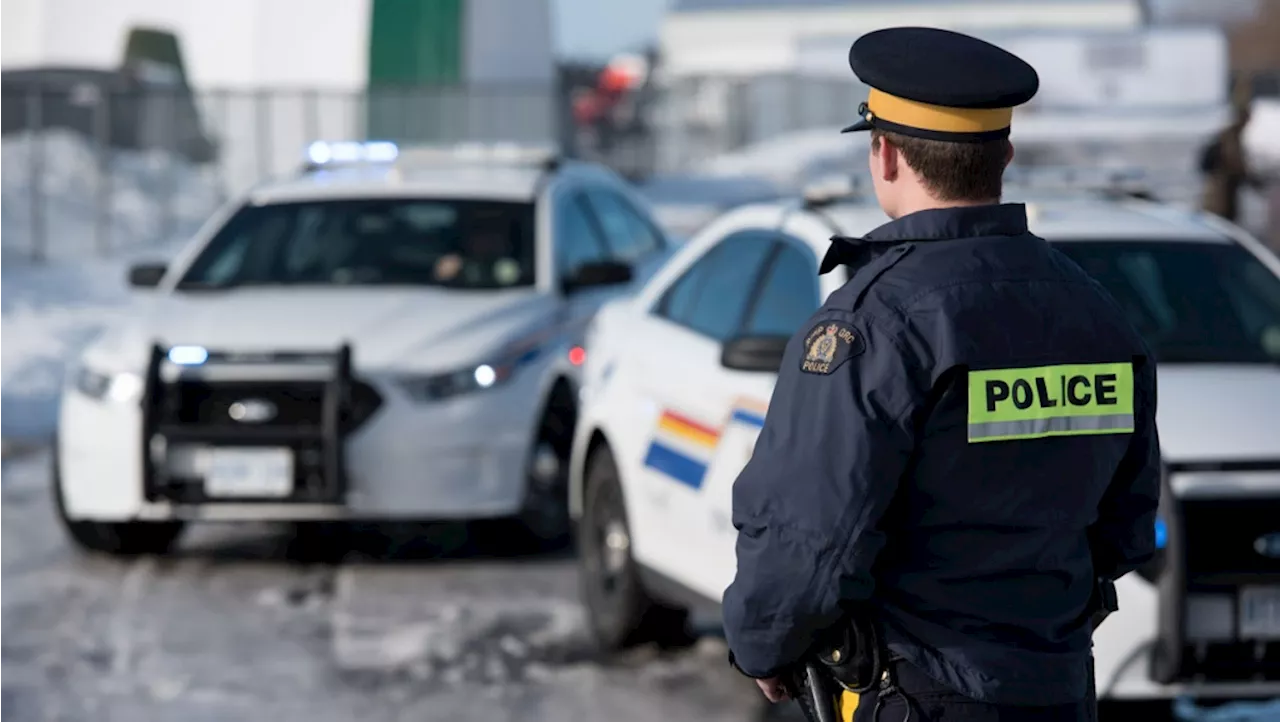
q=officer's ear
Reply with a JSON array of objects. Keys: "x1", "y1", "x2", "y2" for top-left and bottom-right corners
[{"x1": 870, "y1": 131, "x2": 899, "y2": 183}]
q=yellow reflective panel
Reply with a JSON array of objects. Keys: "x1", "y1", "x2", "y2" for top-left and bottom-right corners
[{"x1": 966, "y1": 362, "x2": 1135, "y2": 443}]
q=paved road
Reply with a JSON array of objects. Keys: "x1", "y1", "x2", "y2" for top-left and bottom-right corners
[
  {"x1": 2, "y1": 448, "x2": 777, "y2": 722},
  {"x1": 2, "y1": 447, "x2": 1189, "y2": 722}
]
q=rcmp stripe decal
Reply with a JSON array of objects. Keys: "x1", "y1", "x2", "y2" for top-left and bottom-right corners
[
  {"x1": 643, "y1": 442, "x2": 708, "y2": 489},
  {"x1": 643, "y1": 397, "x2": 769, "y2": 490}
]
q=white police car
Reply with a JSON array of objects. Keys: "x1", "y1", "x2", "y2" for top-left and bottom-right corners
[
  {"x1": 56, "y1": 141, "x2": 674, "y2": 555},
  {"x1": 568, "y1": 181, "x2": 1280, "y2": 703}
]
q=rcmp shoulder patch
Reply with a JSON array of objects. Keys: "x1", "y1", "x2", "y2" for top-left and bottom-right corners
[{"x1": 800, "y1": 320, "x2": 865, "y2": 375}]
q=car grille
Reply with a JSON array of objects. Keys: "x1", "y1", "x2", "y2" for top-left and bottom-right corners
[
  {"x1": 145, "y1": 376, "x2": 382, "y2": 504},
  {"x1": 1186, "y1": 499, "x2": 1280, "y2": 587},
  {"x1": 157, "y1": 379, "x2": 382, "y2": 431}
]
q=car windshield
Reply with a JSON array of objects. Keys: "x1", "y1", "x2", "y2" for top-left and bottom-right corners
[
  {"x1": 176, "y1": 199, "x2": 536, "y2": 290},
  {"x1": 1054, "y1": 240, "x2": 1280, "y2": 365}
]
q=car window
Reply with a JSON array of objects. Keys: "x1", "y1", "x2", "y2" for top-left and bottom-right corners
[
  {"x1": 554, "y1": 191, "x2": 609, "y2": 278},
  {"x1": 1054, "y1": 240, "x2": 1280, "y2": 364},
  {"x1": 657, "y1": 231, "x2": 776, "y2": 341},
  {"x1": 743, "y1": 242, "x2": 821, "y2": 336},
  {"x1": 176, "y1": 199, "x2": 536, "y2": 290},
  {"x1": 583, "y1": 187, "x2": 664, "y2": 263}
]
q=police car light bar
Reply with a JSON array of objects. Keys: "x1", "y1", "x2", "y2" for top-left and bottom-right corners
[
  {"x1": 802, "y1": 173, "x2": 870, "y2": 206},
  {"x1": 394, "y1": 142, "x2": 560, "y2": 169},
  {"x1": 1003, "y1": 165, "x2": 1150, "y2": 195},
  {"x1": 305, "y1": 140, "x2": 400, "y2": 168}
]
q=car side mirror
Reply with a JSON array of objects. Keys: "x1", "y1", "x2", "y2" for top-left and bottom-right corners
[
  {"x1": 128, "y1": 263, "x2": 167, "y2": 288},
  {"x1": 721, "y1": 335, "x2": 790, "y2": 373},
  {"x1": 561, "y1": 261, "x2": 633, "y2": 294}
]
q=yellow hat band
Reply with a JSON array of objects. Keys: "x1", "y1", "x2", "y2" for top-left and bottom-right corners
[{"x1": 866, "y1": 88, "x2": 1013, "y2": 134}]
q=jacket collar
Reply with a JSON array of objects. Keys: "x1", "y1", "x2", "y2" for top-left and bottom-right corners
[{"x1": 819, "y1": 203, "x2": 1029, "y2": 274}]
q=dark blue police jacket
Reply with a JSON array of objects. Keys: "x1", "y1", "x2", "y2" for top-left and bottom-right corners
[{"x1": 722, "y1": 203, "x2": 1161, "y2": 706}]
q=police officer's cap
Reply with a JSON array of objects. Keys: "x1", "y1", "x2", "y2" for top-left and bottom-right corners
[{"x1": 843, "y1": 27, "x2": 1039, "y2": 143}]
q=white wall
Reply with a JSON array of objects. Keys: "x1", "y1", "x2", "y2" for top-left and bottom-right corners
[
  {"x1": 660, "y1": 0, "x2": 1142, "y2": 77},
  {"x1": 0, "y1": 0, "x2": 371, "y2": 90},
  {"x1": 1, "y1": 0, "x2": 49, "y2": 68}
]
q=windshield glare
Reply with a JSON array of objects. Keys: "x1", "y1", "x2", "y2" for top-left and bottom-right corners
[
  {"x1": 177, "y1": 199, "x2": 536, "y2": 290},
  {"x1": 1053, "y1": 240, "x2": 1280, "y2": 365}
]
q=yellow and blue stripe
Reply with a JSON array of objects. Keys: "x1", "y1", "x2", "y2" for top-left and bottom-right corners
[{"x1": 643, "y1": 398, "x2": 768, "y2": 490}]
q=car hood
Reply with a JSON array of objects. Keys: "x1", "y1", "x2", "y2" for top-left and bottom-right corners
[
  {"x1": 85, "y1": 287, "x2": 558, "y2": 374},
  {"x1": 1157, "y1": 364, "x2": 1280, "y2": 464}
]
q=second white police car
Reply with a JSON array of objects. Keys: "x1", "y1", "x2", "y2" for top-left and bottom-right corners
[
  {"x1": 57, "y1": 141, "x2": 674, "y2": 556},
  {"x1": 569, "y1": 180, "x2": 1280, "y2": 703}
]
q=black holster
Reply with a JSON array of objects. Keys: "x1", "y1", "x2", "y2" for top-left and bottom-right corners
[
  {"x1": 1090, "y1": 577, "x2": 1119, "y2": 632},
  {"x1": 786, "y1": 612, "x2": 888, "y2": 722}
]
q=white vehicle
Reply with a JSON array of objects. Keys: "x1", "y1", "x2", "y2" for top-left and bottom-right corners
[
  {"x1": 569, "y1": 185, "x2": 1280, "y2": 704},
  {"x1": 56, "y1": 141, "x2": 676, "y2": 556}
]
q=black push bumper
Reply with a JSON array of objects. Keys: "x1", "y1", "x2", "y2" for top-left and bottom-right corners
[
  {"x1": 140, "y1": 343, "x2": 382, "y2": 504},
  {"x1": 1151, "y1": 462, "x2": 1280, "y2": 684}
]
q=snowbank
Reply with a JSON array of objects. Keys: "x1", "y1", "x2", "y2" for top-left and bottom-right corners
[
  {"x1": 0, "y1": 250, "x2": 164, "y2": 439},
  {"x1": 2, "y1": 131, "x2": 212, "y2": 438},
  {"x1": 1, "y1": 130, "x2": 223, "y2": 262}
]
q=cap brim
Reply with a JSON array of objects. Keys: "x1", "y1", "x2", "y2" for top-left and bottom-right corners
[{"x1": 840, "y1": 119, "x2": 873, "y2": 134}]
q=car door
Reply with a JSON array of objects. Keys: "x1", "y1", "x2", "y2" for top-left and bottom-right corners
[
  {"x1": 580, "y1": 184, "x2": 671, "y2": 285},
  {"x1": 627, "y1": 230, "x2": 779, "y2": 594},
  {"x1": 694, "y1": 235, "x2": 824, "y2": 600},
  {"x1": 551, "y1": 184, "x2": 618, "y2": 353}
]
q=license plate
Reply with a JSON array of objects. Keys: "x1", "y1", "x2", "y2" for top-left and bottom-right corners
[
  {"x1": 1239, "y1": 586, "x2": 1280, "y2": 640},
  {"x1": 203, "y1": 447, "x2": 294, "y2": 498}
]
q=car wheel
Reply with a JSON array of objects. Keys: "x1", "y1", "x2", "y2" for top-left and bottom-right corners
[
  {"x1": 578, "y1": 444, "x2": 690, "y2": 651},
  {"x1": 52, "y1": 453, "x2": 184, "y2": 557},
  {"x1": 514, "y1": 385, "x2": 576, "y2": 546}
]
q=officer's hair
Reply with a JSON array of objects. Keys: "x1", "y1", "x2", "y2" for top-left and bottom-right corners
[{"x1": 871, "y1": 129, "x2": 1010, "y2": 202}]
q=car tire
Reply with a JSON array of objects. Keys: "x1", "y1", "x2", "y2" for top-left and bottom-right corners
[
  {"x1": 514, "y1": 384, "x2": 576, "y2": 547},
  {"x1": 578, "y1": 444, "x2": 691, "y2": 651},
  {"x1": 52, "y1": 453, "x2": 184, "y2": 557}
]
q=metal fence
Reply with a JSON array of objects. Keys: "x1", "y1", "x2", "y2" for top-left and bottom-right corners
[
  {"x1": 0, "y1": 72, "x2": 880, "y2": 261},
  {"x1": 0, "y1": 73, "x2": 1233, "y2": 261},
  {"x1": 1, "y1": 81, "x2": 567, "y2": 261}
]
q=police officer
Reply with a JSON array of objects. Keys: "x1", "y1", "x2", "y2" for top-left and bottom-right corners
[{"x1": 722, "y1": 27, "x2": 1161, "y2": 721}]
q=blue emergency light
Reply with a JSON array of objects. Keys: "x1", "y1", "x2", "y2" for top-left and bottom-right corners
[
  {"x1": 305, "y1": 140, "x2": 399, "y2": 167},
  {"x1": 167, "y1": 345, "x2": 209, "y2": 366},
  {"x1": 1154, "y1": 518, "x2": 1167, "y2": 550}
]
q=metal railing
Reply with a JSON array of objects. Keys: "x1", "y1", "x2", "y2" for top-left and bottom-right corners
[
  {"x1": 1, "y1": 73, "x2": 1231, "y2": 261},
  {"x1": 1, "y1": 82, "x2": 565, "y2": 262}
]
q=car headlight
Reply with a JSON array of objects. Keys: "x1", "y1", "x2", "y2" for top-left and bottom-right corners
[
  {"x1": 395, "y1": 347, "x2": 540, "y2": 403},
  {"x1": 72, "y1": 365, "x2": 144, "y2": 403}
]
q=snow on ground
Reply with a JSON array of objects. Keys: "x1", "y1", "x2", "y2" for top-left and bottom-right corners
[{"x1": 2, "y1": 131, "x2": 219, "y2": 439}]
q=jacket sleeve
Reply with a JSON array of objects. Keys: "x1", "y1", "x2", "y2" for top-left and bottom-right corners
[
  {"x1": 1089, "y1": 354, "x2": 1162, "y2": 582},
  {"x1": 722, "y1": 309, "x2": 921, "y2": 678}
]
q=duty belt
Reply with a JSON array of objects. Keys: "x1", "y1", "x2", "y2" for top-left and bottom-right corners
[
  {"x1": 785, "y1": 579, "x2": 1116, "y2": 722},
  {"x1": 785, "y1": 612, "x2": 886, "y2": 722}
]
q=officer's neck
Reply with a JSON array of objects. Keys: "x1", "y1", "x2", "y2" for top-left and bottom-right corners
[{"x1": 890, "y1": 192, "x2": 1001, "y2": 220}]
